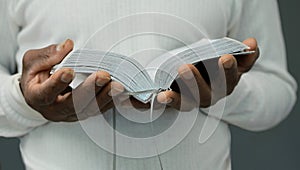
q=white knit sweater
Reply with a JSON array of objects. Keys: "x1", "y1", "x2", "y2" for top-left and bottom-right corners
[{"x1": 0, "y1": 0, "x2": 297, "y2": 169}]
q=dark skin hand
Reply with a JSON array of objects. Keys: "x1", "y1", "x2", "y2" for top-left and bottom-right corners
[
  {"x1": 20, "y1": 39, "x2": 125, "y2": 122},
  {"x1": 155, "y1": 38, "x2": 260, "y2": 111},
  {"x1": 20, "y1": 38, "x2": 259, "y2": 122},
  {"x1": 117, "y1": 38, "x2": 259, "y2": 112}
]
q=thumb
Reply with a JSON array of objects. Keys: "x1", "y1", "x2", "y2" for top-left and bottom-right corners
[
  {"x1": 23, "y1": 39, "x2": 74, "y2": 74},
  {"x1": 237, "y1": 38, "x2": 259, "y2": 73}
]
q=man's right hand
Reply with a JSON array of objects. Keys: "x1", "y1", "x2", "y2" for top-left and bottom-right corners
[{"x1": 20, "y1": 39, "x2": 124, "y2": 122}]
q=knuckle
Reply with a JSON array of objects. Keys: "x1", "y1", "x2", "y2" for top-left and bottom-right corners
[
  {"x1": 23, "y1": 50, "x2": 35, "y2": 58},
  {"x1": 43, "y1": 45, "x2": 57, "y2": 57},
  {"x1": 23, "y1": 50, "x2": 36, "y2": 66},
  {"x1": 49, "y1": 75, "x2": 62, "y2": 87},
  {"x1": 22, "y1": 45, "x2": 57, "y2": 69}
]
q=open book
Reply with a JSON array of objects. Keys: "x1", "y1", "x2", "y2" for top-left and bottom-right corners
[{"x1": 54, "y1": 37, "x2": 254, "y2": 103}]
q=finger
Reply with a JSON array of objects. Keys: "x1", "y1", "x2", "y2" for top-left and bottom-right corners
[
  {"x1": 178, "y1": 64, "x2": 212, "y2": 107},
  {"x1": 48, "y1": 39, "x2": 74, "y2": 66},
  {"x1": 39, "y1": 102, "x2": 76, "y2": 122},
  {"x1": 97, "y1": 81, "x2": 124, "y2": 110},
  {"x1": 76, "y1": 96, "x2": 101, "y2": 118},
  {"x1": 119, "y1": 95, "x2": 165, "y2": 110},
  {"x1": 100, "y1": 101, "x2": 115, "y2": 113},
  {"x1": 78, "y1": 83, "x2": 116, "y2": 117},
  {"x1": 219, "y1": 54, "x2": 239, "y2": 95},
  {"x1": 78, "y1": 81, "x2": 123, "y2": 116},
  {"x1": 24, "y1": 39, "x2": 74, "y2": 74},
  {"x1": 72, "y1": 71, "x2": 111, "y2": 113},
  {"x1": 157, "y1": 91, "x2": 196, "y2": 111},
  {"x1": 64, "y1": 114, "x2": 79, "y2": 122},
  {"x1": 237, "y1": 38, "x2": 259, "y2": 73},
  {"x1": 244, "y1": 37, "x2": 258, "y2": 51},
  {"x1": 120, "y1": 97, "x2": 151, "y2": 109},
  {"x1": 130, "y1": 97, "x2": 151, "y2": 109},
  {"x1": 81, "y1": 103, "x2": 100, "y2": 117},
  {"x1": 101, "y1": 94, "x2": 128, "y2": 112},
  {"x1": 37, "y1": 68, "x2": 75, "y2": 104},
  {"x1": 76, "y1": 112, "x2": 90, "y2": 121},
  {"x1": 42, "y1": 112, "x2": 70, "y2": 122},
  {"x1": 60, "y1": 86, "x2": 72, "y2": 95}
]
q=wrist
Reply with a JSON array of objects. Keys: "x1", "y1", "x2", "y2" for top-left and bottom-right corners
[{"x1": 2, "y1": 73, "x2": 48, "y2": 123}]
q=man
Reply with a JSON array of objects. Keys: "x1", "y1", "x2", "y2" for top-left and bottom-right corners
[{"x1": 0, "y1": 0, "x2": 297, "y2": 169}]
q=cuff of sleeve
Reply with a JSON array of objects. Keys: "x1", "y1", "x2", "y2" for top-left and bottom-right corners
[{"x1": 1, "y1": 73, "x2": 48, "y2": 128}]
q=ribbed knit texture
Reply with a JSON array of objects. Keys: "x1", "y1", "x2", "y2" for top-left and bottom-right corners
[{"x1": 0, "y1": 0, "x2": 297, "y2": 169}]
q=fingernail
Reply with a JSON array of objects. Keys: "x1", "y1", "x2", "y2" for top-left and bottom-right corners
[
  {"x1": 56, "y1": 39, "x2": 68, "y2": 51},
  {"x1": 96, "y1": 75, "x2": 111, "y2": 86},
  {"x1": 61, "y1": 70, "x2": 74, "y2": 83},
  {"x1": 108, "y1": 84, "x2": 124, "y2": 96},
  {"x1": 179, "y1": 66, "x2": 194, "y2": 80},
  {"x1": 222, "y1": 58, "x2": 234, "y2": 69},
  {"x1": 157, "y1": 93, "x2": 173, "y2": 104}
]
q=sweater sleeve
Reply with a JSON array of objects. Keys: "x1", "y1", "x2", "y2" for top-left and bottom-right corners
[
  {"x1": 0, "y1": 0, "x2": 48, "y2": 137},
  {"x1": 204, "y1": 0, "x2": 297, "y2": 131}
]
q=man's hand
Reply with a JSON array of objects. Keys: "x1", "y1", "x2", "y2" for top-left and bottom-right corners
[
  {"x1": 20, "y1": 39, "x2": 124, "y2": 122},
  {"x1": 156, "y1": 38, "x2": 260, "y2": 111}
]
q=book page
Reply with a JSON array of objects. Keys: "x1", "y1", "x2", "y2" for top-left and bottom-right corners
[
  {"x1": 151, "y1": 38, "x2": 252, "y2": 90},
  {"x1": 54, "y1": 49, "x2": 157, "y2": 102},
  {"x1": 54, "y1": 37, "x2": 253, "y2": 103}
]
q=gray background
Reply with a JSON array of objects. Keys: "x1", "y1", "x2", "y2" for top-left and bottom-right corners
[
  {"x1": 231, "y1": 1, "x2": 300, "y2": 170},
  {"x1": 0, "y1": 0, "x2": 299, "y2": 169}
]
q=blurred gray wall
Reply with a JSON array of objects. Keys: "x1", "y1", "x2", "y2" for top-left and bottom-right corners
[
  {"x1": 230, "y1": 1, "x2": 300, "y2": 170},
  {"x1": 0, "y1": 0, "x2": 299, "y2": 169}
]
